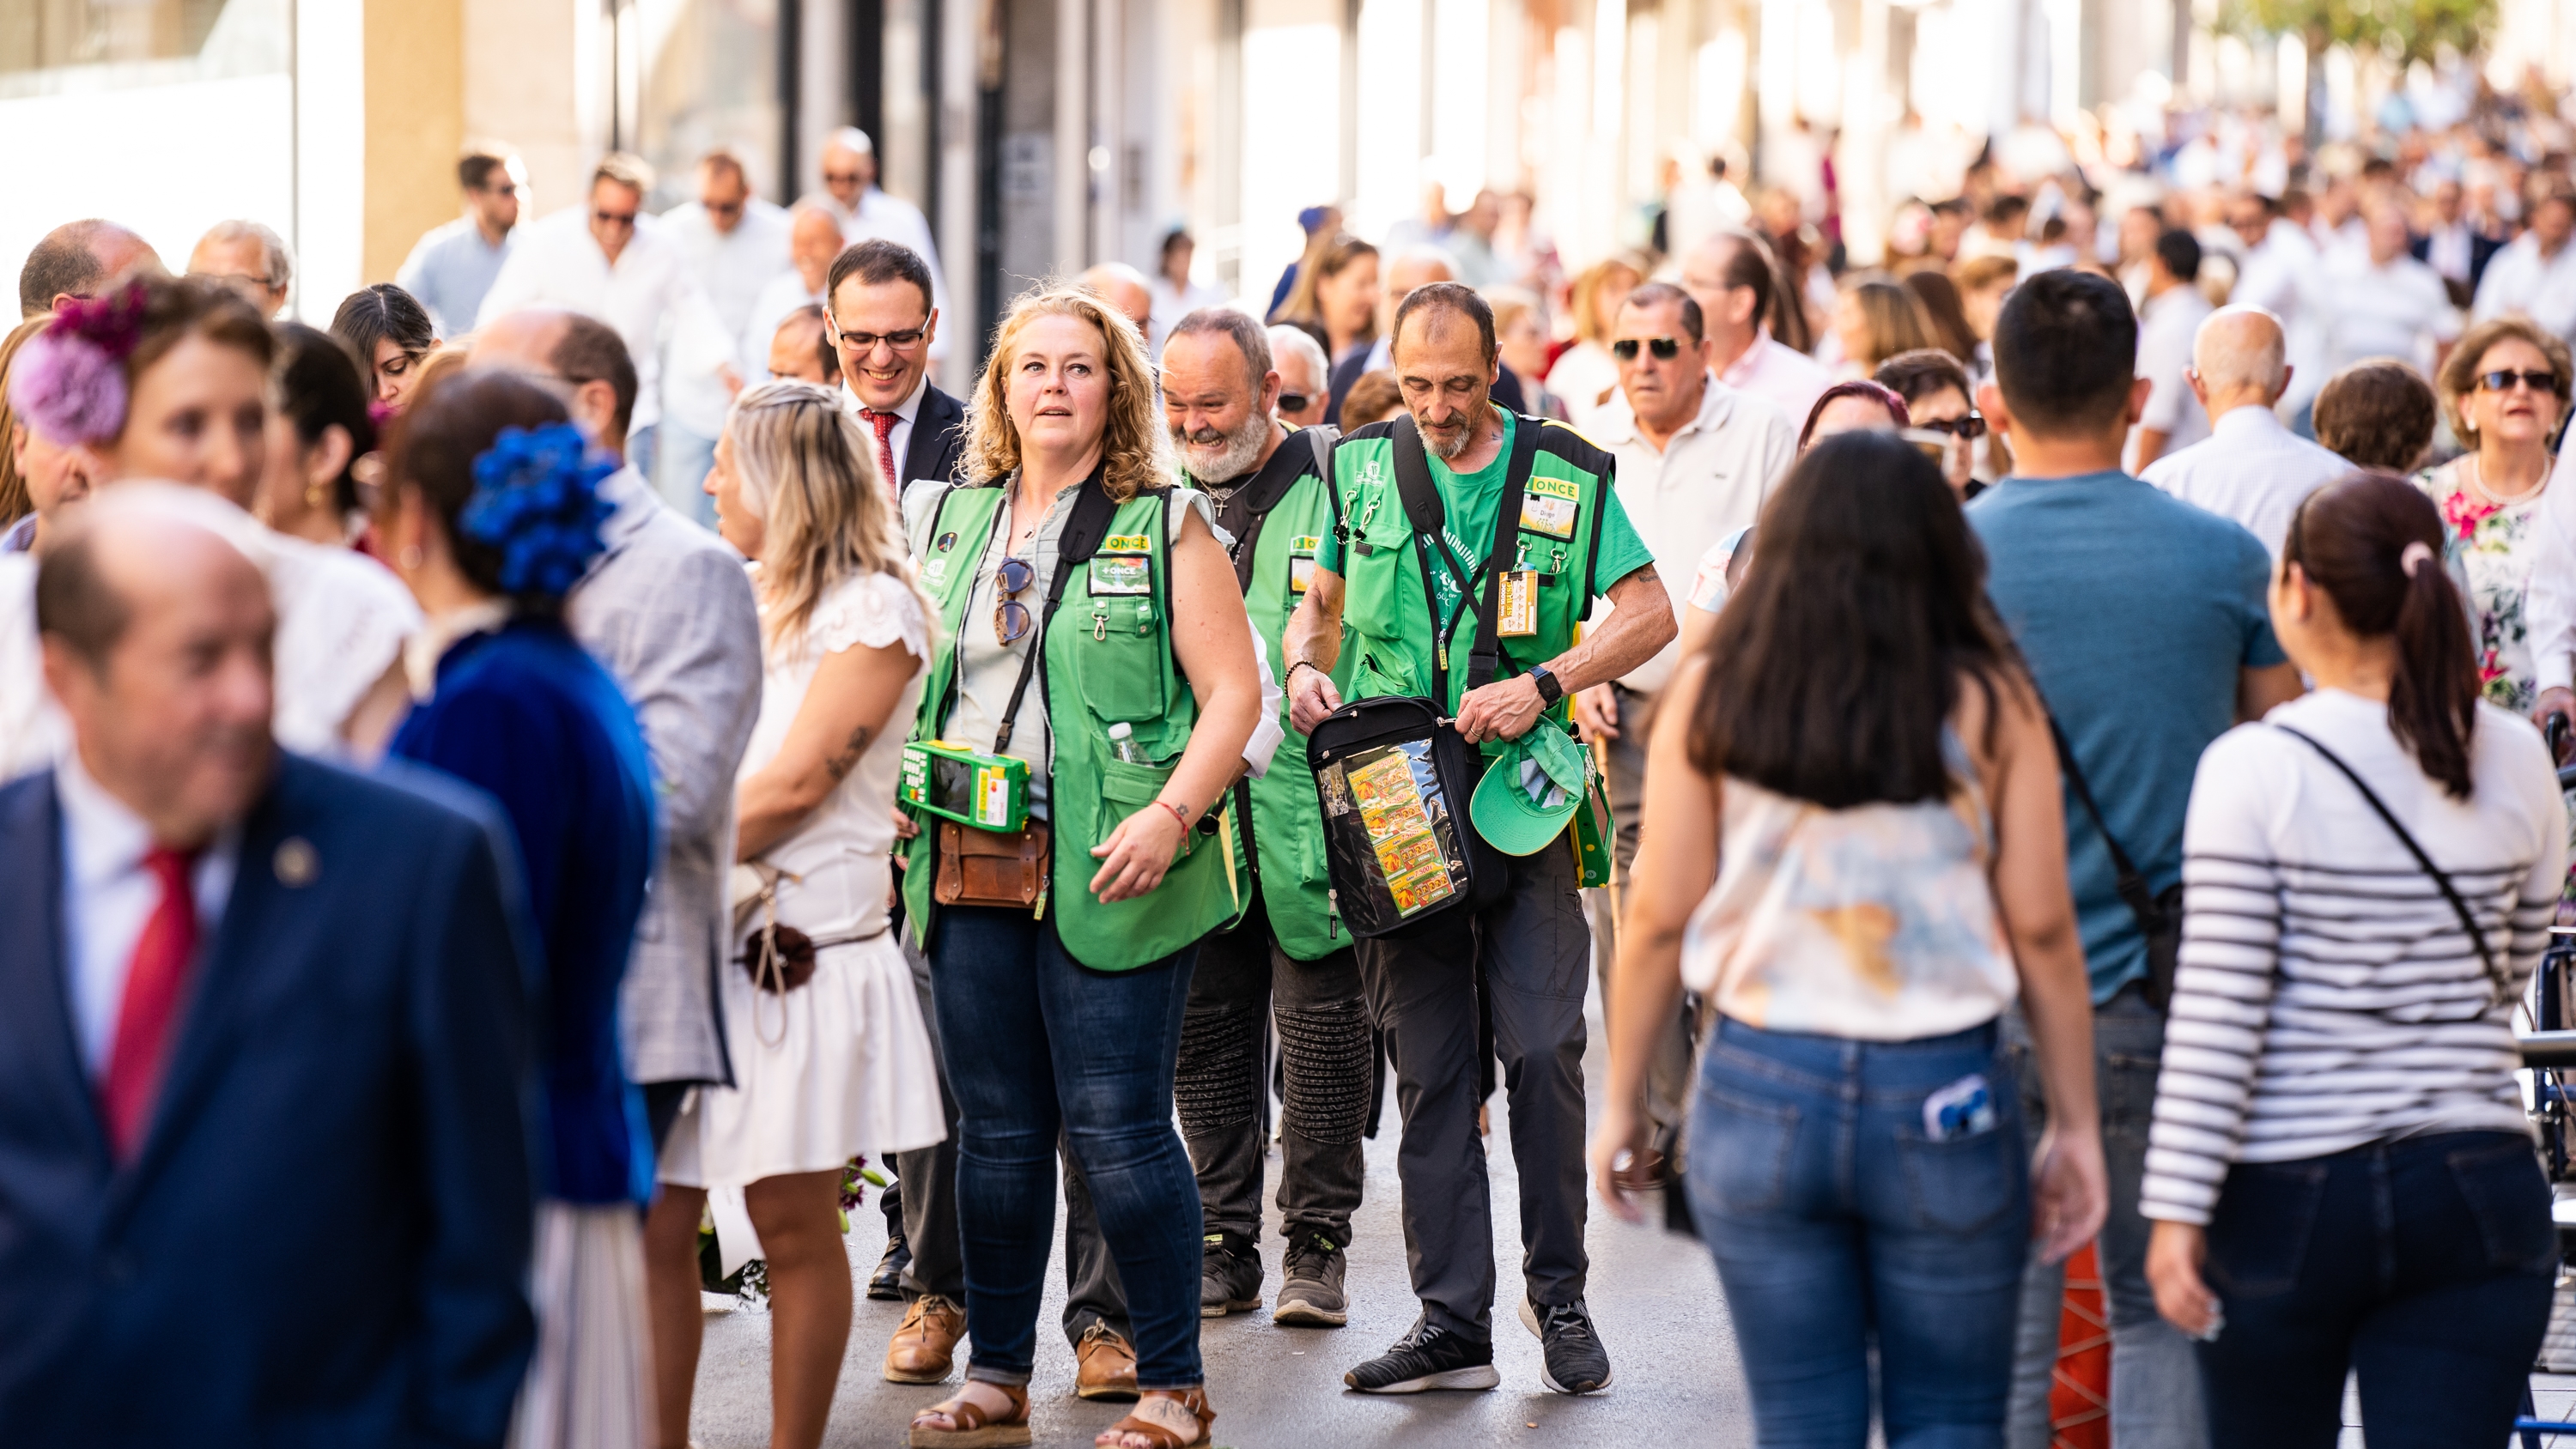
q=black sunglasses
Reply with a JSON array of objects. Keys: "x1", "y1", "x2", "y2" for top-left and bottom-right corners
[
  {"x1": 592, "y1": 209, "x2": 638, "y2": 227},
  {"x1": 994, "y1": 557, "x2": 1036, "y2": 644},
  {"x1": 1277, "y1": 392, "x2": 1312, "y2": 413},
  {"x1": 2478, "y1": 369, "x2": 2561, "y2": 394},
  {"x1": 1611, "y1": 337, "x2": 1684, "y2": 361},
  {"x1": 1911, "y1": 413, "x2": 1987, "y2": 440}
]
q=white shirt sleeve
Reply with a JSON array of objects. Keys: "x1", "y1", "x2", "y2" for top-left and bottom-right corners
[
  {"x1": 2530, "y1": 433, "x2": 2576, "y2": 695},
  {"x1": 1241, "y1": 625, "x2": 1285, "y2": 778}
]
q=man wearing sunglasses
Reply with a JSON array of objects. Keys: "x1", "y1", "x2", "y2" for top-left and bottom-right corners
[
  {"x1": 663, "y1": 149, "x2": 793, "y2": 379},
  {"x1": 1268, "y1": 324, "x2": 1333, "y2": 430},
  {"x1": 2139, "y1": 306, "x2": 2348, "y2": 561},
  {"x1": 396, "y1": 147, "x2": 525, "y2": 336},
  {"x1": 801, "y1": 127, "x2": 951, "y2": 364},
  {"x1": 1575, "y1": 282, "x2": 1795, "y2": 1184},
  {"x1": 824, "y1": 239, "x2": 963, "y2": 504}
]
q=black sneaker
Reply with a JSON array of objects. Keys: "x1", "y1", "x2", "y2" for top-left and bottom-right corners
[
  {"x1": 867, "y1": 1236, "x2": 911, "y2": 1301},
  {"x1": 1520, "y1": 1296, "x2": 1612, "y2": 1394},
  {"x1": 1200, "y1": 1229, "x2": 1262, "y2": 1318},
  {"x1": 1273, "y1": 1232, "x2": 1348, "y2": 1326},
  {"x1": 1343, "y1": 1323, "x2": 1499, "y2": 1393}
]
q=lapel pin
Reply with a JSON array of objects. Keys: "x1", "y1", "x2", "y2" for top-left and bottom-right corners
[{"x1": 273, "y1": 837, "x2": 318, "y2": 888}]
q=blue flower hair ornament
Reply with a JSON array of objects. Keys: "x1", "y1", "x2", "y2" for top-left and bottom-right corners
[{"x1": 459, "y1": 423, "x2": 617, "y2": 602}]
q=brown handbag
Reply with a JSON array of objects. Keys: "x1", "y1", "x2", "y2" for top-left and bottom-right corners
[{"x1": 934, "y1": 819, "x2": 1050, "y2": 909}]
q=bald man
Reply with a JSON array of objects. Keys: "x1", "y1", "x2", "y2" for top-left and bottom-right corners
[
  {"x1": 1079, "y1": 262, "x2": 1155, "y2": 338},
  {"x1": 800, "y1": 126, "x2": 949, "y2": 361},
  {"x1": 1325, "y1": 246, "x2": 1530, "y2": 421},
  {"x1": 18, "y1": 220, "x2": 161, "y2": 319},
  {"x1": 2139, "y1": 305, "x2": 2353, "y2": 559},
  {"x1": 741, "y1": 205, "x2": 848, "y2": 379},
  {"x1": 187, "y1": 221, "x2": 293, "y2": 319}
]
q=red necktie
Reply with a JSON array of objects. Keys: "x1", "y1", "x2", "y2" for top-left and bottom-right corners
[
  {"x1": 864, "y1": 409, "x2": 902, "y2": 502},
  {"x1": 100, "y1": 846, "x2": 202, "y2": 1161}
]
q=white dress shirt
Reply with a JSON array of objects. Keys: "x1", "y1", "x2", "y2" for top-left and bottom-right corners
[
  {"x1": 474, "y1": 208, "x2": 737, "y2": 437},
  {"x1": 660, "y1": 198, "x2": 795, "y2": 343},
  {"x1": 839, "y1": 371, "x2": 928, "y2": 487},
  {"x1": 1716, "y1": 333, "x2": 1833, "y2": 437},
  {"x1": 2322, "y1": 250, "x2": 2461, "y2": 373},
  {"x1": 2424, "y1": 220, "x2": 2476, "y2": 285},
  {"x1": 1589, "y1": 372, "x2": 1798, "y2": 695},
  {"x1": 2141, "y1": 403, "x2": 2353, "y2": 561},
  {"x1": 2472, "y1": 232, "x2": 2576, "y2": 339},
  {"x1": 2528, "y1": 429, "x2": 2576, "y2": 694},
  {"x1": 2238, "y1": 220, "x2": 2328, "y2": 410},
  {"x1": 741, "y1": 270, "x2": 825, "y2": 380},
  {"x1": 802, "y1": 186, "x2": 951, "y2": 362},
  {"x1": 2130, "y1": 283, "x2": 2215, "y2": 470},
  {"x1": 56, "y1": 752, "x2": 240, "y2": 1076},
  {"x1": 1145, "y1": 276, "x2": 1229, "y2": 356}
]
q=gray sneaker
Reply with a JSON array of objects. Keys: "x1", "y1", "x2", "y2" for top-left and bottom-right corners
[
  {"x1": 1273, "y1": 1232, "x2": 1348, "y2": 1326},
  {"x1": 1200, "y1": 1230, "x2": 1262, "y2": 1317}
]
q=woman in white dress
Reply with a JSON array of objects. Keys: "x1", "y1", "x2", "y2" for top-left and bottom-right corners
[{"x1": 647, "y1": 379, "x2": 945, "y2": 1449}]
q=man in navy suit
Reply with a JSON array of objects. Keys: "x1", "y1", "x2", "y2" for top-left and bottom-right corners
[
  {"x1": 826, "y1": 237, "x2": 965, "y2": 500},
  {"x1": 0, "y1": 489, "x2": 539, "y2": 1446}
]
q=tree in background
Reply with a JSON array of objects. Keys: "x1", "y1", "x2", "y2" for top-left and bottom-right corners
[{"x1": 2221, "y1": 0, "x2": 2496, "y2": 148}]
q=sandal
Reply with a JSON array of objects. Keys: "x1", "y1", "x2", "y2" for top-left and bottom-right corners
[
  {"x1": 1093, "y1": 1387, "x2": 1215, "y2": 1449},
  {"x1": 908, "y1": 1381, "x2": 1031, "y2": 1448}
]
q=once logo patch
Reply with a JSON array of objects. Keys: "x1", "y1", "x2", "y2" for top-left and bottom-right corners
[{"x1": 1103, "y1": 533, "x2": 1152, "y2": 554}]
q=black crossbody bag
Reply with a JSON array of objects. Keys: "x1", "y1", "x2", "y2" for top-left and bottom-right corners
[
  {"x1": 2045, "y1": 712, "x2": 2185, "y2": 1009},
  {"x1": 1306, "y1": 415, "x2": 1539, "y2": 937}
]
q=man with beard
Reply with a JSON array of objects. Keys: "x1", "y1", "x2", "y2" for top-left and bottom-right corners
[
  {"x1": 1284, "y1": 283, "x2": 1674, "y2": 1397},
  {"x1": 1160, "y1": 307, "x2": 1369, "y2": 1329}
]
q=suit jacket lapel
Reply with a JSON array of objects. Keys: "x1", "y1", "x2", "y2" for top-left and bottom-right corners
[
  {"x1": 902, "y1": 387, "x2": 959, "y2": 486},
  {"x1": 0, "y1": 773, "x2": 111, "y2": 1174}
]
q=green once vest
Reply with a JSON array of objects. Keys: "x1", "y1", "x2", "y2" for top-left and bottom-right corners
[
  {"x1": 1328, "y1": 415, "x2": 1618, "y2": 739},
  {"x1": 901, "y1": 482, "x2": 1237, "y2": 971},
  {"x1": 1200, "y1": 446, "x2": 1352, "y2": 961}
]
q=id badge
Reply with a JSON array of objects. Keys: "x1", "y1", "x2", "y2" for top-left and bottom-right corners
[
  {"x1": 1287, "y1": 536, "x2": 1322, "y2": 596},
  {"x1": 1497, "y1": 569, "x2": 1540, "y2": 636},
  {"x1": 1091, "y1": 554, "x2": 1152, "y2": 596},
  {"x1": 1520, "y1": 476, "x2": 1579, "y2": 539}
]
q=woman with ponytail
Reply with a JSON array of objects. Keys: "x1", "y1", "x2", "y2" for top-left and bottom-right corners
[
  {"x1": 377, "y1": 370, "x2": 661, "y2": 1448},
  {"x1": 2140, "y1": 471, "x2": 2566, "y2": 1446}
]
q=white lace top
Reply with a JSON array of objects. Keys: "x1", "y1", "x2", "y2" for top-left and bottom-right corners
[{"x1": 738, "y1": 569, "x2": 931, "y2": 936}]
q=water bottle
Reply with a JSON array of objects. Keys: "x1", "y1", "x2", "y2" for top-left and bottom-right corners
[{"x1": 1108, "y1": 721, "x2": 1145, "y2": 765}]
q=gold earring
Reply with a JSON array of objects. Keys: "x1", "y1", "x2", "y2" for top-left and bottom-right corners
[{"x1": 305, "y1": 479, "x2": 328, "y2": 509}]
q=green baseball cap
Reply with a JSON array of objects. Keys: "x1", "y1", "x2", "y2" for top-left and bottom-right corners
[{"x1": 1471, "y1": 717, "x2": 1590, "y2": 855}]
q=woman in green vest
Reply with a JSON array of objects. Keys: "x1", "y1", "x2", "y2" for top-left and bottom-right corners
[{"x1": 902, "y1": 285, "x2": 1261, "y2": 1449}]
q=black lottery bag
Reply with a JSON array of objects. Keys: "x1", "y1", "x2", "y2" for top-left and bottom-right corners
[{"x1": 1306, "y1": 415, "x2": 1537, "y2": 938}]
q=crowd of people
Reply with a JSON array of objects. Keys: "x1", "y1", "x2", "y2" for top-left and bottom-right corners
[{"x1": 6, "y1": 70, "x2": 2576, "y2": 1449}]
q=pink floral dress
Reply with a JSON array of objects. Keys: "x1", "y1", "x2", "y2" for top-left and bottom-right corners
[{"x1": 2416, "y1": 458, "x2": 2544, "y2": 714}]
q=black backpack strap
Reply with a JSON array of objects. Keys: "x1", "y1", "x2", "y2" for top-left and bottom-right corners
[
  {"x1": 2274, "y1": 724, "x2": 2504, "y2": 998},
  {"x1": 1218, "y1": 433, "x2": 1322, "y2": 593},
  {"x1": 992, "y1": 470, "x2": 1118, "y2": 753},
  {"x1": 2044, "y1": 708, "x2": 2166, "y2": 939},
  {"x1": 1465, "y1": 415, "x2": 1542, "y2": 695},
  {"x1": 1389, "y1": 415, "x2": 1465, "y2": 703}
]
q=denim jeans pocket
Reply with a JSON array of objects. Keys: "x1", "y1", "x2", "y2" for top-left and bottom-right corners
[
  {"x1": 1695, "y1": 1082, "x2": 1800, "y2": 1216},
  {"x1": 2449, "y1": 1137, "x2": 2556, "y2": 1274},
  {"x1": 2205, "y1": 1158, "x2": 2330, "y2": 1297},
  {"x1": 1897, "y1": 1121, "x2": 2018, "y2": 1235}
]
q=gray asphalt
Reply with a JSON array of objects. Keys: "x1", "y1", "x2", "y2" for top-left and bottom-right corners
[{"x1": 683, "y1": 1002, "x2": 1756, "y2": 1448}]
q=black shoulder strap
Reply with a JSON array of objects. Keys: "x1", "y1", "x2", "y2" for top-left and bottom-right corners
[
  {"x1": 2274, "y1": 724, "x2": 2503, "y2": 996},
  {"x1": 1221, "y1": 430, "x2": 1327, "y2": 592},
  {"x1": 992, "y1": 470, "x2": 1118, "y2": 752},
  {"x1": 1466, "y1": 415, "x2": 1542, "y2": 695},
  {"x1": 2044, "y1": 708, "x2": 2165, "y2": 933},
  {"x1": 1388, "y1": 411, "x2": 1540, "y2": 703}
]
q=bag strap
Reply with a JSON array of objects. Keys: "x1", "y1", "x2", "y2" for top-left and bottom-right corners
[
  {"x1": 1219, "y1": 427, "x2": 1331, "y2": 592},
  {"x1": 2044, "y1": 708, "x2": 2168, "y2": 936},
  {"x1": 993, "y1": 469, "x2": 1119, "y2": 753},
  {"x1": 1388, "y1": 411, "x2": 1540, "y2": 703},
  {"x1": 1467, "y1": 415, "x2": 1540, "y2": 696},
  {"x1": 2274, "y1": 724, "x2": 2504, "y2": 998}
]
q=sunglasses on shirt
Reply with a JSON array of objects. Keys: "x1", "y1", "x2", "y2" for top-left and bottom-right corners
[
  {"x1": 1611, "y1": 337, "x2": 1685, "y2": 361},
  {"x1": 995, "y1": 557, "x2": 1036, "y2": 645},
  {"x1": 2477, "y1": 369, "x2": 2561, "y2": 395}
]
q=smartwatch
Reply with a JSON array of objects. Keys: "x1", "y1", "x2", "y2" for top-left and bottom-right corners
[{"x1": 1528, "y1": 664, "x2": 1564, "y2": 706}]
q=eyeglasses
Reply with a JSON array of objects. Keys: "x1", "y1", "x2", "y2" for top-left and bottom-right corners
[
  {"x1": 1911, "y1": 412, "x2": 1987, "y2": 440},
  {"x1": 832, "y1": 318, "x2": 932, "y2": 353},
  {"x1": 593, "y1": 209, "x2": 639, "y2": 227},
  {"x1": 2478, "y1": 369, "x2": 2560, "y2": 394},
  {"x1": 994, "y1": 557, "x2": 1036, "y2": 644},
  {"x1": 1277, "y1": 392, "x2": 1313, "y2": 414},
  {"x1": 1611, "y1": 337, "x2": 1684, "y2": 361},
  {"x1": 705, "y1": 199, "x2": 744, "y2": 217},
  {"x1": 823, "y1": 170, "x2": 866, "y2": 186}
]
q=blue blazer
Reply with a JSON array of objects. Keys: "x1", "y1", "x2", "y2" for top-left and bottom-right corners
[{"x1": 0, "y1": 754, "x2": 539, "y2": 1448}]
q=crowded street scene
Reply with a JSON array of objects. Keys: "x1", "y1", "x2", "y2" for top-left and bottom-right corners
[{"x1": 16, "y1": 0, "x2": 2576, "y2": 1446}]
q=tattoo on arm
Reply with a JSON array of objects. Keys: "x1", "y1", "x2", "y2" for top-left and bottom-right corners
[{"x1": 824, "y1": 724, "x2": 876, "y2": 781}]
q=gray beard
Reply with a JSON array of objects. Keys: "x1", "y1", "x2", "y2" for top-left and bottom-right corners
[
  {"x1": 1420, "y1": 407, "x2": 1480, "y2": 460},
  {"x1": 1175, "y1": 415, "x2": 1269, "y2": 483}
]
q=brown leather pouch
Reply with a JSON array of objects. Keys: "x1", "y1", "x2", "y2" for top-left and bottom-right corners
[{"x1": 934, "y1": 820, "x2": 1050, "y2": 908}]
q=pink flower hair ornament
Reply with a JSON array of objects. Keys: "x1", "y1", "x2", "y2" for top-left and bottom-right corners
[{"x1": 7, "y1": 280, "x2": 149, "y2": 448}]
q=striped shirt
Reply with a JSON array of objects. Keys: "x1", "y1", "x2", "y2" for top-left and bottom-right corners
[{"x1": 2141, "y1": 688, "x2": 2565, "y2": 1226}]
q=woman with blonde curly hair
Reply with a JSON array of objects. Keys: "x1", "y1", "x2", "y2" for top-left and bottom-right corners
[
  {"x1": 900, "y1": 286, "x2": 1261, "y2": 1449},
  {"x1": 651, "y1": 379, "x2": 946, "y2": 1449}
]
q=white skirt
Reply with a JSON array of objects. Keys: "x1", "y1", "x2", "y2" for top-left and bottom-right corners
[
  {"x1": 507, "y1": 1201, "x2": 650, "y2": 1449},
  {"x1": 660, "y1": 929, "x2": 946, "y2": 1272}
]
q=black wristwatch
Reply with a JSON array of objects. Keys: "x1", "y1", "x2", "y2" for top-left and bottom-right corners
[{"x1": 1528, "y1": 664, "x2": 1564, "y2": 706}]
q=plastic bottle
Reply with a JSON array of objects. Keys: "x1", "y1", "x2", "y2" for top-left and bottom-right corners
[{"x1": 1108, "y1": 721, "x2": 1145, "y2": 765}]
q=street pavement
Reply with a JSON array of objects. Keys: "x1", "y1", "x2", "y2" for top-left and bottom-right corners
[{"x1": 683, "y1": 996, "x2": 1756, "y2": 1447}]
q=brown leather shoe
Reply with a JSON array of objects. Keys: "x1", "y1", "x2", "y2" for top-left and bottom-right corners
[
  {"x1": 1073, "y1": 1322, "x2": 1139, "y2": 1402},
  {"x1": 884, "y1": 1294, "x2": 966, "y2": 1384}
]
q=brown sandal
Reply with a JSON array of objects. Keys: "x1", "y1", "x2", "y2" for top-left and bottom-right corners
[
  {"x1": 908, "y1": 1382, "x2": 1031, "y2": 1448},
  {"x1": 1093, "y1": 1387, "x2": 1214, "y2": 1449}
]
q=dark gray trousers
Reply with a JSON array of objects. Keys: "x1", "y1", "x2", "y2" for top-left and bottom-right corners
[
  {"x1": 1358, "y1": 840, "x2": 1592, "y2": 1342},
  {"x1": 1176, "y1": 892, "x2": 1369, "y2": 1246}
]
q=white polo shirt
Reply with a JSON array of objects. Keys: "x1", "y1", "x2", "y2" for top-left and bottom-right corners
[
  {"x1": 2140, "y1": 403, "x2": 2352, "y2": 561},
  {"x1": 1590, "y1": 372, "x2": 1798, "y2": 695}
]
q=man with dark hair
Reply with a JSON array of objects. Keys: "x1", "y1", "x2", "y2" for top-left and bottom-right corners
[
  {"x1": 1285, "y1": 279, "x2": 1675, "y2": 1398},
  {"x1": 2130, "y1": 227, "x2": 2214, "y2": 470},
  {"x1": 1680, "y1": 227, "x2": 1830, "y2": 423},
  {"x1": 1969, "y1": 268, "x2": 2302, "y2": 1449},
  {"x1": 18, "y1": 219, "x2": 161, "y2": 320},
  {"x1": 396, "y1": 144, "x2": 525, "y2": 335},
  {"x1": 826, "y1": 238, "x2": 963, "y2": 503}
]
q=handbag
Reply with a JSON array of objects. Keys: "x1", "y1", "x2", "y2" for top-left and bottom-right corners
[
  {"x1": 934, "y1": 819, "x2": 1052, "y2": 908},
  {"x1": 2275, "y1": 724, "x2": 2506, "y2": 1003},
  {"x1": 2045, "y1": 711, "x2": 2184, "y2": 1009},
  {"x1": 1305, "y1": 414, "x2": 1539, "y2": 937}
]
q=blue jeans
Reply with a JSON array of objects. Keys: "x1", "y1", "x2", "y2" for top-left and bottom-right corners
[
  {"x1": 927, "y1": 906, "x2": 1203, "y2": 1389},
  {"x1": 2002, "y1": 985, "x2": 2205, "y2": 1449},
  {"x1": 2197, "y1": 1131, "x2": 2554, "y2": 1449},
  {"x1": 1687, "y1": 1017, "x2": 2032, "y2": 1448}
]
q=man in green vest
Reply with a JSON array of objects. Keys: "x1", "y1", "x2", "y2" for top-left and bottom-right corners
[
  {"x1": 1283, "y1": 282, "x2": 1677, "y2": 1397},
  {"x1": 1160, "y1": 306, "x2": 1373, "y2": 1331}
]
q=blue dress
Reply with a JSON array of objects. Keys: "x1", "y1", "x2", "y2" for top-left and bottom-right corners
[{"x1": 388, "y1": 615, "x2": 659, "y2": 1205}]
